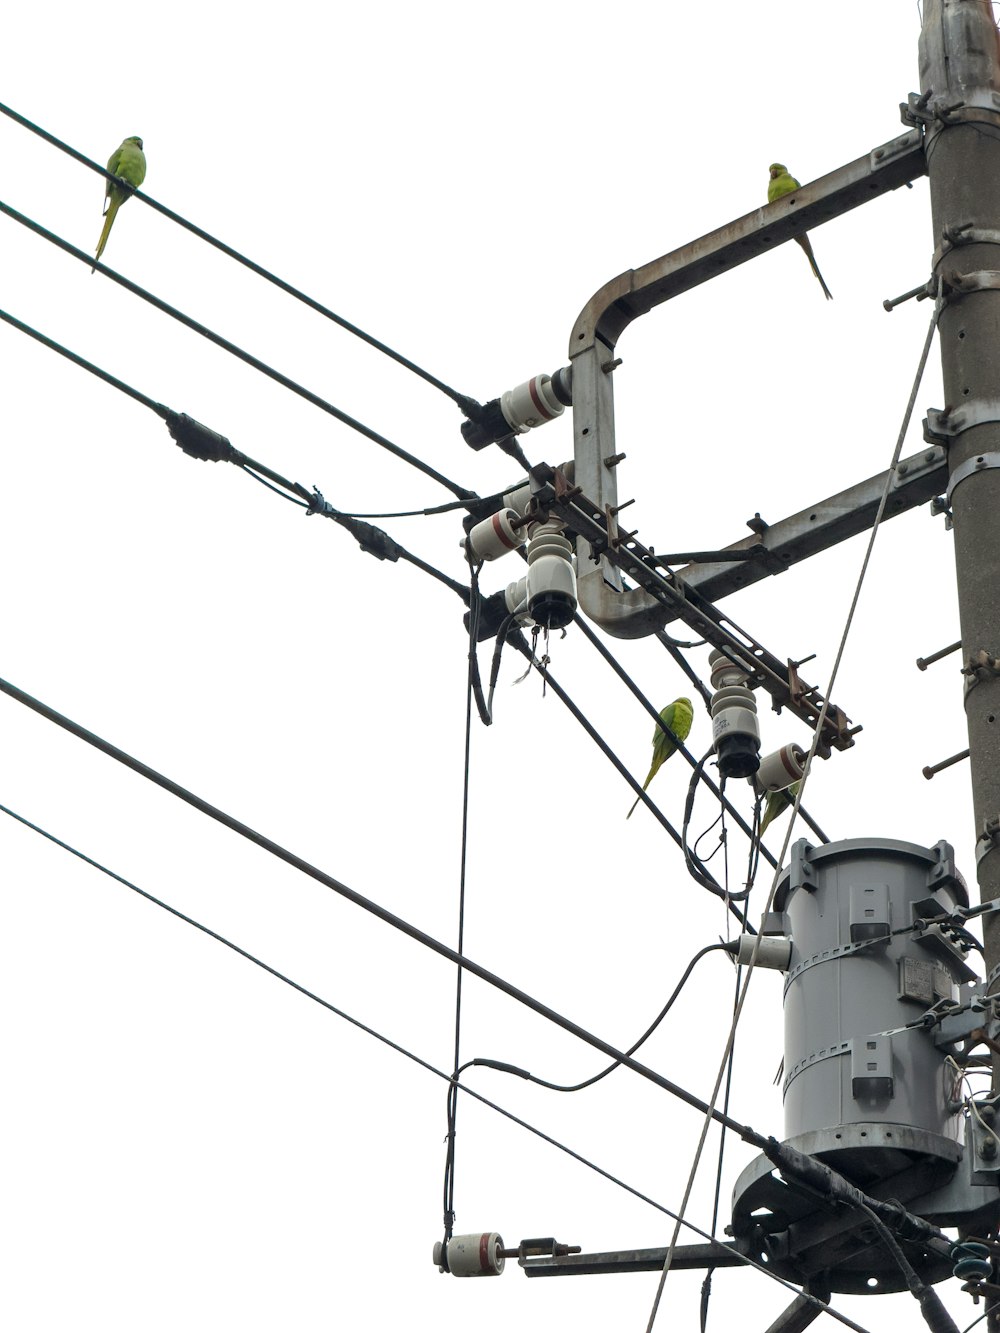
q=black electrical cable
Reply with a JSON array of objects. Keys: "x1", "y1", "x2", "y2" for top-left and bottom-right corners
[
  {"x1": 459, "y1": 942, "x2": 730, "y2": 1094},
  {"x1": 683, "y1": 749, "x2": 747, "y2": 900},
  {"x1": 656, "y1": 630, "x2": 714, "y2": 709},
  {"x1": 0, "y1": 101, "x2": 481, "y2": 417},
  {"x1": 507, "y1": 635, "x2": 753, "y2": 933},
  {"x1": 0, "y1": 305, "x2": 169, "y2": 418},
  {"x1": 0, "y1": 670, "x2": 763, "y2": 1136},
  {"x1": 441, "y1": 557, "x2": 480, "y2": 1249},
  {"x1": 0, "y1": 200, "x2": 475, "y2": 502},
  {"x1": 0, "y1": 798, "x2": 872, "y2": 1333},
  {"x1": 571, "y1": 612, "x2": 778, "y2": 870},
  {"x1": 850, "y1": 1199, "x2": 960, "y2": 1333},
  {"x1": 0, "y1": 307, "x2": 475, "y2": 602}
]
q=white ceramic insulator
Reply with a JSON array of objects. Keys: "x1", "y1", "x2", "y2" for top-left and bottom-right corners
[
  {"x1": 463, "y1": 509, "x2": 525, "y2": 562},
  {"x1": 709, "y1": 647, "x2": 750, "y2": 690},
  {"x1": 435, "y1": 1233, "x2": 506, "y2": 1277},
  {"x1": 733, "y1": 933, "x2": 792, "y2": 971},
  {"x1": 505, "y1": 575, "x2": 529, "y2": 617},
  {"x1": 753, "y1": 744, "x2": 806, "y2": 795},
  {"x1": 500, "y1": 376, "x2": 565, "y2": 434},
  {"x1": 526, "y1": 521, "x2": 577, "y2": 627},
  {"x1": 711, "y1": 684, "x2": 759, "y2": 743}
]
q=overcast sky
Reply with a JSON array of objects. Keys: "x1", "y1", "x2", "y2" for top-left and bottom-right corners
[{"x1": 0, "y1": 3, "x2": 987, "y2": 1330}]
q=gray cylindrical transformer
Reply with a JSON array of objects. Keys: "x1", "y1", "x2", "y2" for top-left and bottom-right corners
[{"x1": 778, "y1": 836, "x2": 971, "y2": 1171}]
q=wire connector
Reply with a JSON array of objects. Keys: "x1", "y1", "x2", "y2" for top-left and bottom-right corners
[
  {"x1": 307, "y1": 490, "x2": 402, "y2": 563},
  {"x1": 165, "y1": 411, "x2": 241, "y2": 464}
]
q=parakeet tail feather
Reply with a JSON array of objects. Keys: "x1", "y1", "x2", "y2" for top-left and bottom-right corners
[
  {"x1": 795, "y1": 234, "x2": 833, "y2": 300},
  {"x1": 93, "y1": 195, "x2": 122, "y2": 271}
]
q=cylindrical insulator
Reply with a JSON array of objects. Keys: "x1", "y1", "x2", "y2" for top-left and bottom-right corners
[
  {"x1": 952, "y1": 1241, "x2": 993, "y2": 1281},
  {"x1": 732, "y1": 933, "x2": 792, "y2": 971},
  {"x1": 500, "y1": 375, "x2": 565, "y2": 434},
  {"x1": 753, "y1": 744, "x2": 807, "y2": 794},
  {"x1": 463, "y1": 509, "x2": 525, "y2": 562},
  {"x1": 711, "y1": 683, "x2": 760, "y2": 778},
  {"x1": 526, "y1": 521, "x2": 577, "y2": 629},
  {"x1": 709, "y1": 647, "x2": 750, "y2": 691},
  {"x1": 433, "y1": 1233, "x2": 505, "y2": 1277}
]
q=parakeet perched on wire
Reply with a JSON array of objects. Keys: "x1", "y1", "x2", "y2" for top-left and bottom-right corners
[
  {"x1": 767, "y1": 164, "x2": 832, "y2": 300},
  {"x1": 626, "y1": 697, "x2": 694, "y2": 819},
  {"x1": 759, "y1": 781, "x2": 801, "y2": 836},
  {"x1": 93, "y1": 136, "x2": 146, "y2": 271}
]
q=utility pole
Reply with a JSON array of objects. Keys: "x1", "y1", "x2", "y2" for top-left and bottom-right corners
[
  {"x1": 449, "y1": 5, "x2": 1000, "y2": 1326},
  {"x1": 920, "y1": 0, "x2": 1000, "y2": 1027}
]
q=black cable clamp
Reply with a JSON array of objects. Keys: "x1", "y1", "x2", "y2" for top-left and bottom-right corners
[
  {"x1": 307, "y1": 488, "x2": 401, "y2": 562},
  {"x1": 165, "y1": 411, "x2": 242, "y2": 465}
]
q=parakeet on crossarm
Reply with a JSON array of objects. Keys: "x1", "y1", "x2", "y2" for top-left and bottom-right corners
[
  {"x1": 93, "y1": 136, "x2": 146, "y2": 272},
  {"x1": 626, "y1": 696, "x2": 694, "y2": 819},
  {"x1": 759, "y1": 781, "x2": 801, "y2": 836},
  {"x1": 767, "y1": 164, "x2": 833, "y2": 300}
]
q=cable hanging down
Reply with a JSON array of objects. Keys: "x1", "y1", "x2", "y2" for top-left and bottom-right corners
[{"x1": 0, "y1": 100, "x2": 482, "y2": 417}]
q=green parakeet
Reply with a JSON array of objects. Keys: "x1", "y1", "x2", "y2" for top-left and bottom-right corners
[
  {"x1": 767, "y1": 164, "x2": 832, "y2": 300},
  {"x1": 93, "y1": 136, "x2": 146, "y2": 271},
  {"x1": 626, "y1": 697, "x2": 694, "y2": 819},
  {"x1": 759, "y1": 781, "x2": 801, "y2": 836}
]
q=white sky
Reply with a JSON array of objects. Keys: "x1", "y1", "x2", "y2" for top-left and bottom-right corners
[{"x1": 0, "y1": 2, "x2": 987, "y2": 1330}]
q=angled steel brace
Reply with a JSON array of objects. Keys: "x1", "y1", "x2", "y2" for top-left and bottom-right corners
[
  {"x1": 670, "y1": 445, "x2": 948, "y2": 609},
  {"x1": 570, "y1": 129, "x2": 927, "y2": 639}
]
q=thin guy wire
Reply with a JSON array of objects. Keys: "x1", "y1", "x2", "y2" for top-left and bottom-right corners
[
  {"x1": 643, "y1": 299, "x2": 943, "y2": 1333},
  {"x1": 0, "y1": 101, "x2": 478, "y2": 413},
  {"x1": 0, "y1": 670, "x2": 763, "y2": 1136},
  {"x1": 0, "y1": 199, "x2": 474, "y2": 501},
  {"x1": 0, "y1": 796, "x2": 872, "y2": 1333}
]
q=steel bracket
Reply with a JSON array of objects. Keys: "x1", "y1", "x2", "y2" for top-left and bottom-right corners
[
  {"x1": 977, "y1": 815, "x2": 1000, "y2": 868},
  {"x1": 940, "y1": 268, "x2": 1000, "y2": 300},
  {"x1": 946, "y1": 450, "x2": 1000, "y2": 503},
  {"x1": 925, "y1": 405, "x2": 1000, "y2": 446},
  {"x1": 934, "y1": 226, "x2": 1000, "y2": 269}
]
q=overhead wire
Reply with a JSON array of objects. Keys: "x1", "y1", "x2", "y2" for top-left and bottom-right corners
[
  {"x1": 0, "y1": 200, "x2": 476, "y2": 501},
  {"x1": 643, "y1": 293, "x2": 945, "y2": 1333},
  {"x1": 0, "y1": 670, "x2": 761, "y2": 1133},
  {"x1": 0, "y1": 796, "x2": 873, "y2": 1333},
  {"x1": 441, "y1": 555, "x2": 481, "y2": 1248},
  {"x1": 571, "y1": 612, "x2": 781, "y2": 868},
  {"x1": 0, "y1": 101, "x2": 481, "y2": 417}
]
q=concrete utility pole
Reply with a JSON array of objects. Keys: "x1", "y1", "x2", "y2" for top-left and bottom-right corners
[{"x1": 920, "y1": 1, "x2": 1000, "y2": 1014}]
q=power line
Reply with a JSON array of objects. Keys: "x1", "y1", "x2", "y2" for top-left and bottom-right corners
[
  {"x1": 0, "y1": 306, "x2": 473, "y2": 599},
  {"x1": 0, "y1": 669, "x2": 764, "y2": 1140},
  {"x1": 0, "y1": 200, "x2": 475, "y2": 501},
  {"x1": 0, "y1": 796, "x2": 873, "y2": 1333},
  {"x1": 0, "y1": 100, "x2": 481, "y2": 417},
  {"x1": 571, "y1": 613, "x2": 785, "y2": 866},
  {"x1": 510, "y1": 635, "x2": 752, "y2": 932}
]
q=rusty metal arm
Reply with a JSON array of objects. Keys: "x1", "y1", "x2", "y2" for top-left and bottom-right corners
[{"x1": 571, "y1": 129, "x2": 927, "y2": 641}]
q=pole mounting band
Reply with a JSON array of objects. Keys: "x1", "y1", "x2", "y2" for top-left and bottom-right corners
[{"x1": 944, "y1": 449, "x2": 1000, "y2": 503}]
